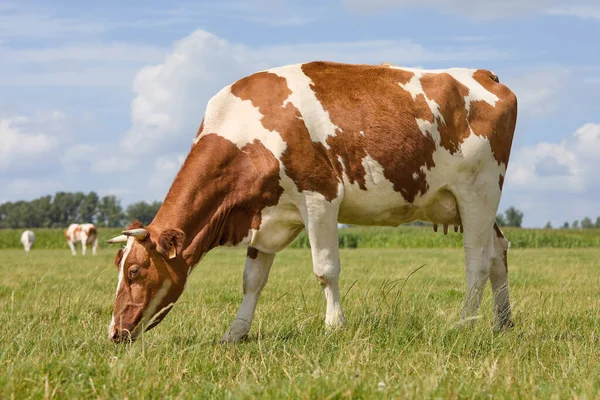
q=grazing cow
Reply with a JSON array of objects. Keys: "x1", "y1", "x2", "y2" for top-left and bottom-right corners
[
  {"x1": 65, "y1": 223, "x2": 98, "y2": 256},
  {"x1": 106, "y1": 61, "x2": 517, "y2": 343},
  {"x1": 21, "y1": 230, "x2": 35, "y2": 252}
]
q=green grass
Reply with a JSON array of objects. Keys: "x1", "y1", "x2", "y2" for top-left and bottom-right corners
[
  {"x1": 2, "y1": 247, "x2": 600, "y2": 398},
  {"x1": 2, "y1": 225, "x2": 599, "y2": 249}
]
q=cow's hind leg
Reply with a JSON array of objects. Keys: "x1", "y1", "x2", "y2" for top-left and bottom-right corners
[
  {"x1": 455, "y1": 184, "x2": 500, "y2": 327},
  {"x1": 490, "y1": 224, "x2": 514, "y2": 330},
  {"x1": 304, "y1": 196, "x2": 345, "y2": 328},
  {"x1": 92, "y1": 237, "x2": 98, "y2": 256},
  {"x1": 222, "y1": 248, "x2": 275, "y2": 343},
  {"x1": 459, "y1": 218, "x2": 494, "y2": 326}
]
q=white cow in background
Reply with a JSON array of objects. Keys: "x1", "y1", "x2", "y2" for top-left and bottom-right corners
[
  {"x1": 21, "y1": 230, "x2": 35, "y2": 252},
  {"x1": 64, "y1": 223, "x2": 98, "y2": 255}
]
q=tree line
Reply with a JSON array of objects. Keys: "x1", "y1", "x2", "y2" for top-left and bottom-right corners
[
  {"x1": 495, "y1": 206, "x2": 600, "y2": 229},
  {"x1": 550, "y1": 218, "x2": 600, "y2": 230},
  {"x1": 2, "y1": 193, "x2": 598, "y2": 230},
  {"x1": 0, "y1": 192, "x2": 162, "y2": 229}
]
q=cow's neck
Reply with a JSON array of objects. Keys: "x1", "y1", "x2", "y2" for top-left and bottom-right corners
[{"x1": 149, "y1": 137, "x2": 250, "y2": 269}]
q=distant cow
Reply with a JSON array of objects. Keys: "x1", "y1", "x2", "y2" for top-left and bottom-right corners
[
  {"x1": 21, "y1": 230, "x2": 35, "y2": 252},
  {"x1": 106, "y1": 61, "x2": 517, "y2": 343},
  {"x1": 65, "y1": 223, "x2": 98, "y2": 255}
]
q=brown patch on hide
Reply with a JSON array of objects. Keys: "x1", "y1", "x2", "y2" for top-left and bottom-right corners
[
  {"x1": 469, "y1": 70, "x2": 518, "y2": 167},
  {"x1": 301, "y1": 61, "x2": 436, "y2": 203},
  {"x1": 420, "y1": 73, "x2": 471, "y2": 154},
  {"x1": 231, "y1": 71, "x2": 339, "y2": 201}
]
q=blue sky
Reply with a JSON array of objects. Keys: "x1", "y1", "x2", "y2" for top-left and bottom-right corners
[{"x1": 1, "y1": 0, "x2": 599, "y2": 227}]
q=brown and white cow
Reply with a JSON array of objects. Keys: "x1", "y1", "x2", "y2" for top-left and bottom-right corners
[
  {"x1": 106, "y1": 61, "x2": 517, "y2": 343},
  {"x1": 65, "y1": 223, "x2": 98, "y2": 256}
]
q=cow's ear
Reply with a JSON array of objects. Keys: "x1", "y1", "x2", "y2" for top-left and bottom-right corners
[
  {"x1": 157, "y1": 229, "x2": 185, "y2": 260},
  {"x1": 114, "y1": 248, "x2": 124, "y2": 269}
]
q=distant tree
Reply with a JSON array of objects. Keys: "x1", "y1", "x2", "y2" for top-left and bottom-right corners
[
  {"x1": 544, "y1": 221, "x2": 552, "y2": 229},
  {"x1": 562, "y1": 221, "x2": 570, "y2": 229},
  {"x1": 504, "y1": 207, "x2": 524, "y2": 228},
  {"x1": 50, "y1": 192, "x2": 78, "y2": 227},
  {"x1": 496, "y1": 214, "x2": 506, "y2": 227},
  {"x1": 78, "y1": 192, "x2": 99, "y2": 223},
  {"x1": 96, "y1": 196, "x2": 125, "y2": 227},
  {"x1": 126, "y1": 201, "x2": 162, "y2": 225},
  {"x1": 581, "y1": 217, "x2": 594, "y2": 229},
  {"x1": 30, "y1": 195, "x2": 53, "y2": 227},
  {"x1": 595, "y1": 217, "x2": 600, "y2": 228},
  {"x1": 572, "y1": 220, "x2": 579, "y2": 229},
  {"x1": 2, "y1": 201, "x2": 31, "y2": 228}
]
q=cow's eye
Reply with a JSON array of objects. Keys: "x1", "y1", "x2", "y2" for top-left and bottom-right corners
[{"x1": 129, "y1": 267, "x2": 140, "y2": 279}]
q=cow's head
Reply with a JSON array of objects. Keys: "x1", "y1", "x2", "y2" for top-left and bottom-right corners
[{"x1": 106, "y1": 222, "x2": 188, "y2": 343}]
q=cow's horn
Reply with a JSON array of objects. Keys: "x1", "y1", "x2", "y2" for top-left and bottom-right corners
[
  {"x1": 122, "y1": 228, "x2": 148, "y2": 240},
  {"x1": 106, "y1": 234, "x2": 128, "y2": 244}
]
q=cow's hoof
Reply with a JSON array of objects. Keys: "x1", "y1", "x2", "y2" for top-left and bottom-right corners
[
  {"x1": 325, "y1": 310, "x2": 346, "y2": 329},
  {"x1": 325, "y1": 319, "x2": 346, "y2": 330},
  {"x1": 221, "y1": 332, "x2": 248, "y2": 344},
  {"x1": 456, "y1": 316, "x2": 479, "y2": 329},
  {"x1": 494, "y1": 317, "x2": 514, "y2": 332},
  {"x1": 221, "y1": 320, "x2": 251, "y2": 344}
]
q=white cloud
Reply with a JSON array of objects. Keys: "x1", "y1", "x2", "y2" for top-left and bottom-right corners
[
  {"x1": 507, "y1": 123, "x2": 600, "y2": 193},
  {"x1": 91, "y1": 156, "x2": 135, "y2": 174},
  {"x1": 149, "y1": 154, "x2": 186, "y2": 196},
  {"x1": 547, "y1": 6, "x2": 600, "y2": 21},
  {"x1": 3, "y1": 178, "x2": 64, "y2": 200},
  {"x1": 0, "y1": 115, "x2": 58, "y2": 171},
  {"x1": 60, "y1": 144, "x2": 98, "y2": 173},
  {"x1": 0, "y1": 109, "x2": 101, "y2": 176},
  {"x1": 504, "y1": 67, "x2": 570, "y2": 117},
  {"x1": 500, "y1": 123, "x2": 600, "y2": 226},
  {"x1": 142, "y1": 1, "x2": 323, "y2": 27},
  {"x1": 342, "y1": 0, "x2": 599, "y2": 19},
  {"x1": 0, "y1": 6, "x2": 107, "y2": 39},
  {"x1": 0, "y1": 43, "x2": 166, "y2": 87}
]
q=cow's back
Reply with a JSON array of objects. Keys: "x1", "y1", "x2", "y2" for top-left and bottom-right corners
[{"x1": 199, "y1": 61, "x2": 517, "y2": 228}]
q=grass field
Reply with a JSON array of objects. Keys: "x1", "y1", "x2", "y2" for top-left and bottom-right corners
[{"x1": 2, "y1": 247, "x2": 600, "y2": 398}]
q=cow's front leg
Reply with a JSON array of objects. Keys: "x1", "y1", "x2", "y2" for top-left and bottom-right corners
[
  {"x1": 67, "y1": 240, "x2": 76, "y2": 256},
  {"x1": 222, "y1": 247, "x2": 275, "y2": 343},
  {"x1": 305, "y1": 198, "x2": 345, "y2": 328}
]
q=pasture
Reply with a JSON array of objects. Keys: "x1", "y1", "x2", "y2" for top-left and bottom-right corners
[{"x1": 2, "y1": 245, "x2": 600, "y2": 398}]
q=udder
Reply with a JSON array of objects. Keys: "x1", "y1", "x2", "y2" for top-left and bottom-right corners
[{"x1": 417, "y1": 189, "x2": 461, "y2": 226}]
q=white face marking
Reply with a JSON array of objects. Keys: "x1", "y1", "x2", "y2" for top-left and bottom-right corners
[
  {"x1": 140, "y1": 279, "x2": 172, "y2": 328},
  {"x1": 115, "y1": 237, "x2": 135, "y2": 297},
  {"x1": 109, "y1": 237, "x2": 135, "y2": 336},
  {"x1": 145, "y1": 302, "x2": 175, "y2": 329}
]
